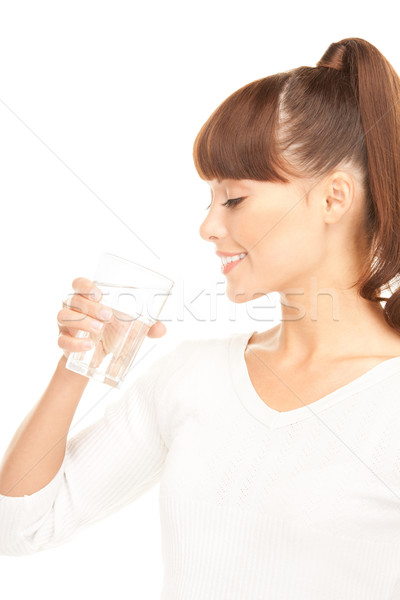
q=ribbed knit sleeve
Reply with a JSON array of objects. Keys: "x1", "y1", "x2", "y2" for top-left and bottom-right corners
[{"x1": 0, "y1": 342, "x2": 179, "y2": 556}]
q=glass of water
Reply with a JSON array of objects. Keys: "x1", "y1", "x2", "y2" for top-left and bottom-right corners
[{"x1": 65, "y1": 253, "x2": 174, "y2": 388}]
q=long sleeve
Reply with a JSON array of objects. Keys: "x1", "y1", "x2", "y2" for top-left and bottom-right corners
[
  {"x1": 4, "y1": 330, "x2": 400, "y2": 597},
  {"x1": 0, "y1": 343, "x2": 176, "y2": 556}
]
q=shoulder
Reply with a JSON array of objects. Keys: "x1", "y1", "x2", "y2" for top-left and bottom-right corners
[
  {"x1": 152, "y1": 329, "x2": 251, "y2": 394},
  {"x1": 150, "y1": 332, "x2": 246, "y2": 446},
  {"x1": 163, "y1": 331, "x2": 243, "y2": 363}
]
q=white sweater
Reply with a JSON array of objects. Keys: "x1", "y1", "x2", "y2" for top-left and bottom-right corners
[{"x1": 2, "y1": 330, "x2": 400, "y2": 599}]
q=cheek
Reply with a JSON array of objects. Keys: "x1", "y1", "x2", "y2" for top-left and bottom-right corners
[
  {"x1": 236, "y1": 204, "x2": 323, "y2": 267},
  {"x1": 252, "y1": 215, "x2": 323, "y2": 272}
]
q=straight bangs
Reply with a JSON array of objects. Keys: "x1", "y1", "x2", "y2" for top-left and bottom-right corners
[{"x1": 192, "y1": 72, "x2": 296, "y2": 183}]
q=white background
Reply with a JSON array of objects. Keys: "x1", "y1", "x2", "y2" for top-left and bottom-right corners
[{"x1": 0, "y1": 1, "x2": 398, "y2": 598}]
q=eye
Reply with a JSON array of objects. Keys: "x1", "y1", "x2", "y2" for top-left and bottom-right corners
[
  {"x1": 205, "y1": 197, "x2": 245, "y2": 210},
  {"x1": 206, "y1": 198, "x2": 244, "y2": 210},
  {"x1": 222, "y1": 197, "x2": 244, "y2": 208}
]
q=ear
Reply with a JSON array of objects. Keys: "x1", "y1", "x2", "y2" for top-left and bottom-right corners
[{"x1": 322, "y1": 171, "x2": 354, "y2": 224}]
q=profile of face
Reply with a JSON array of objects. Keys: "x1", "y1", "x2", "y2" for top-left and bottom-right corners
[{"x1": 199, "y1": 174, "x2": 364, "y2": 305}]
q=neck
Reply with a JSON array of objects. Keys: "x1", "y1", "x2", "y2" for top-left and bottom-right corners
[{"x1": 272, "y1": 278, "x2": 397, "y2": 364}]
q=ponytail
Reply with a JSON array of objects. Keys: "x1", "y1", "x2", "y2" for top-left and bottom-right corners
[{"x1": 317, "y1": 38, "x2": 400, "y2": 333}]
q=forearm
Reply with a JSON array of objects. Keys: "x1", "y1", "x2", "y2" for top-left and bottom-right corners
[{"x1": 0, "y1": 354, "x2": 90, "y2": 497}]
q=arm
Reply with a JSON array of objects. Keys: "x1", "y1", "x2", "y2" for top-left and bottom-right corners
[
  {"x1": 0, "y1": 346, "x2": 172, "y2": 556},
  {"x1": 0, "y1": 355, "x2": 89, "y2": 497}
]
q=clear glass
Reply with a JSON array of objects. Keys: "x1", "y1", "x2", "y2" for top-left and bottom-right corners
[{"x1": 66, "y1": 253, "x2": 174, "y2": 388}]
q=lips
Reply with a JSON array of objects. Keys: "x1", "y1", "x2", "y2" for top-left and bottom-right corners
[
  {"x1": 216, "y1": 251, "x2": 247, "y2": 257},
  {"x1": 221, "y1": 254, "x2": 247, "y2": 274}
]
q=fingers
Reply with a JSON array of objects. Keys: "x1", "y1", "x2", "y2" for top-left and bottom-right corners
[
  {"x1": 58, "y1": 277, "x2": 110, "y2": 358},
  {"x1": 59, "y1": 278, "x2": 168, "y2": 367},
  {"x1": 57, "y1": 308, "x2": 107, "y2": 333},
  {"x1": 62, "y1": 286, "x2": 113, "y2": 325},
  {"x1": 71, "y1": 277, "x2": 102, "y2": 302},
  {"x1": 58, "y1": 331, "x2": 95, "y2": 354},
  {"x1": 146, "y1": 321, "x2": 167, "y2": 338}
]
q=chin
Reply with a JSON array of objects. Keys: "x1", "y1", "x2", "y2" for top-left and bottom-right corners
[{"x1": 226, "y1": 287, "x2": 268, "y2": 304}]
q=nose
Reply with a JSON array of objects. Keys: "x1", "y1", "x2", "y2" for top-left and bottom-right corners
[{"x1": 199, "y1": 207, "x2": 228, "y2": 242}]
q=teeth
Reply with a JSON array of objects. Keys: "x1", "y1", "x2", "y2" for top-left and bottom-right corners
[{"x1": 221, "y1": 253, "x2": 247, "y2": 266}]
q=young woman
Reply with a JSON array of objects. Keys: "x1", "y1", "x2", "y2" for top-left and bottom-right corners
[{"x1": 1, "y1": 37, "x2": 400, "y2": 598}]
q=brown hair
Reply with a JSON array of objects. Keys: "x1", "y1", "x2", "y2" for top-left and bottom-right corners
[{"x1": 192, "y1": 38, "x2": 400, "y2": 334}]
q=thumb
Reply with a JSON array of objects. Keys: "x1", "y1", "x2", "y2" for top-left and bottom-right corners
[{"x1": 146, "y1": 321, "x2": 167, "y2": 338}]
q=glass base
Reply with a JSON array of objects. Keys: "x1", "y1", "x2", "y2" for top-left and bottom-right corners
[{"x1": 66, "y1": 358, "x2": 122, "y2": 389}]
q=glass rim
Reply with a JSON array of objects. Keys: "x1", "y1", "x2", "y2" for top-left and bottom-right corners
[{"x1": 96, "y1": 252, "x2": 175, "y2": 288}]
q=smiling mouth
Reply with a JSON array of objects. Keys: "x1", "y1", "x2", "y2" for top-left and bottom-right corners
[
  {"x1": 221, "y1": 254, "x2": 247, "y2": 274},
  {"x1": 220, "y1": 252, "x2": 247, "y2": 266}
]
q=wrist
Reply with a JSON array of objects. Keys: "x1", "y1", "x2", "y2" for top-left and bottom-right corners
[{"x1": 55, "y1": 353, "x2": 90, "y2": 389}]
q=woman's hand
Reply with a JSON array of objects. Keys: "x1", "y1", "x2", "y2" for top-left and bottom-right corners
[{"x1": 57, "y1": 277, "x2": 167, "y2": 360}]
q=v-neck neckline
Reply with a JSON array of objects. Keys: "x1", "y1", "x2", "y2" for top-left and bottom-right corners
[{"x1": 229, "y1": 330, "x2": 400, "y2": 429}]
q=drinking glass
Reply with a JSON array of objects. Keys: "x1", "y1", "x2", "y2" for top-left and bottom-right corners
[{"x1": 65, "y1": 253, "x2": 174, "y2": 388}]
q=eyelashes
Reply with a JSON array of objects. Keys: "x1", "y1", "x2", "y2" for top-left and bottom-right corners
[
  {"x1": 222, "y1": 197, "x2": 244, "y2": 208},
  {"x1": 205, "y1": 197, "x2": 245, "y2": 210}
]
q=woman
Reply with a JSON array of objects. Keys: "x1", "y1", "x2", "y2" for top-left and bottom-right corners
[{"x1": 1, "y1": 37, "x2": 400, "y2": 598}]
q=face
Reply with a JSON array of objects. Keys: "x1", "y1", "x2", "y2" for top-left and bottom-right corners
[{"x1": 199, "y1": 177, "x2": 329, "y2": 304}]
